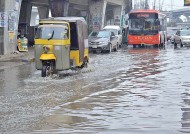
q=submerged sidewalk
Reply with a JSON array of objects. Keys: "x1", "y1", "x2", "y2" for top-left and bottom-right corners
[{"x1": 0, "y1": 47, "x2": 35, "y2": 63}]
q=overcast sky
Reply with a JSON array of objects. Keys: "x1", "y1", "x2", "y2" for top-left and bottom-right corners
[
  {"x1": 150, "y1": 0, "x2": 185, "y2": 10},
  {"x1": 134, "y1": 0, "x2": 187, "y2": 11}
]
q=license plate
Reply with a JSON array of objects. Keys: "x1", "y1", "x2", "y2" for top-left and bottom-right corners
[
  {"x1": 22, "y1": 46, "x2": 27, "y2": 48},
  {"x1": 92, "y1": 45, "x2": 97, "y2": 48}
]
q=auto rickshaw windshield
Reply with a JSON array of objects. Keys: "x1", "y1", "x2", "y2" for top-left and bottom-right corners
[{"x1": 35, "y1": 25, "x2": 69, "y2": 40}]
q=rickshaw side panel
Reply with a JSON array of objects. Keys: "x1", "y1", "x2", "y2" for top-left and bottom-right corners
[
  {"x1": 70, "y1": 50, "x2": 82, "y2": 66},
  {"x1": 53, "y1": 45, "x2": 70, "y2": 70},
  {"x1": 84, "y1": 40, "x2": 89, "y2": 61},
  {"x1": 82, "y1": 22, "x2": 89, "y2": 61},
  {"x1": 69, "y1": 19, "x2": 88, "y2": 66},
  {"x1": 76, "y1": 20, "x2": 85, "y2": 63}
]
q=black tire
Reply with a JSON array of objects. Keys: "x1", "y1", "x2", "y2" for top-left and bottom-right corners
[
  {"x1": 41, "y1": 65, "x2": 47, "y2": 77},
  {"x1": 154, "y1": 44, "x2": 159, "y2": 48},
  {"x1": 174, "y1": 41, "x2": 177, "y2": 48},
  {"x1": 159, "y1": 38, "x2": 162, "y2": 48},
  {"x1": 180, "y1": 41, "x2": 183, "y2": 47},
  {"x1": 107, "y1": 44, "x2": 112, "y2": 53},
  {"x1": 114, "y1": 43, "x2": 118, "y2": 52},
  {"x1": 163, "y1": 38, "x2": 166, "y2": 48},
  {"x1": 160, "y1": 43, "x2": 164, "y2": 49},
  {"x1": 119, "y1": 42, "x2": 122, "y2": 48},
  {"x1": 81, "y1": 58, "x2": 88, "y2": 68}
]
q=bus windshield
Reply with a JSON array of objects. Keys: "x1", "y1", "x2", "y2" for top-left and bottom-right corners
[
  {"x1": 35, "y1": 26, "x2": 69, "y2": 40},
  {"x1": 128, "y1": 13, "x2": 159, "y2": 35}
]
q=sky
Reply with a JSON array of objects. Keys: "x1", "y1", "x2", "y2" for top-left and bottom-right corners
[
  {"x1": 134, "y1": 0, "x2": 187, "y2": 11},
  {"x1": 149, "y1": 0, "x2": 184, "y2": 10}
]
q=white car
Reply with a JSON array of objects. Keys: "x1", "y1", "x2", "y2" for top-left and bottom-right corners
[
  {"x1": 103, "y1": 25, "x2": 122, "y2": 47},
  {"x1": 174, "y1": 29, "x2": 190, "y2": 47}
]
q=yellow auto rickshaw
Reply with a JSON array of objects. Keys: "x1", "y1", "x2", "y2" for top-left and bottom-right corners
[{"x1": 34, "y1": 17, "x2": 89, "y2": 77}]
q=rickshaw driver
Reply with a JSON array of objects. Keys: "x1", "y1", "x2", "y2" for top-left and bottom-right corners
[{"x1": 60, "y1": 29, "x2": 68, "y2": 39}]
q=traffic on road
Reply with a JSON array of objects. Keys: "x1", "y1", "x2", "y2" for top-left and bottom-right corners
[{"x1": 1, "y1": 9, "x2": 190, "y2": 134}]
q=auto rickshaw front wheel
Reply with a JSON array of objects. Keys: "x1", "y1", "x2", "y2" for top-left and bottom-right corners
[
  {"x1": 41, "y1": 60, "x2": 55, "y2": 77},
  {"x1": 42, "y1": 65, "x2": 47, "y2": 77}
]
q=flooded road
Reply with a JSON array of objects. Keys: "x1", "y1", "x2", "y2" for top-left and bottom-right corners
[{"x1": 1, "y1": 44, "x2": 190, "y2": 133}]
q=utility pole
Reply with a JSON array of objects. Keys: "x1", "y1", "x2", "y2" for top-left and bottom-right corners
[
  {"x1": 125, "y1": 0, "x2": 132, "y2": 14},
  {"x1": 145, "y1": 0, "x2": 149, "y2": 9},
  {"x1": 160, "y1": 0, "x2": 164, "y2": 11},
  {"x1": 171, "y1": 0, "x2": 173, "y2": 10},
  {"x1": 153, "y1": 0, "x2": 156, "y2": 10}
]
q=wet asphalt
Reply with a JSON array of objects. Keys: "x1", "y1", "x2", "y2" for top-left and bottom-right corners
[{"x1": 0, "y1": 43, "x2": 190, "y2": 134}]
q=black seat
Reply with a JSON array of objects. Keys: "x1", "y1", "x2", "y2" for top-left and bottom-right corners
[{"x1": 70, "y1": 22, "x2": 79, "y2": 50}]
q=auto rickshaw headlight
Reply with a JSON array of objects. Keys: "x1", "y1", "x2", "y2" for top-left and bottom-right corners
[{"x1": 43, "y1": 46, "x2": 50, "y2": 53}]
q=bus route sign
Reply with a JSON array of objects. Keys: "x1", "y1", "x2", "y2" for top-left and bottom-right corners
[{"x1": 184, "y1": 0, "x2": 190, "y2": 6}]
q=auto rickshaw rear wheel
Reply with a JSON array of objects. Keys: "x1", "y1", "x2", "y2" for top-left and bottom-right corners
[{"x1": 80, "y1": 58, "x2": 88, "y2": 68}]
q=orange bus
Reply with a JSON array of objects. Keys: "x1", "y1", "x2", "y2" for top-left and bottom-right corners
[{"x1": 127, "y1": 10, "x2": 167, "y2": 48}]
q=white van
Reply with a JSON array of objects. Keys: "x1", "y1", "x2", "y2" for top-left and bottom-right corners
[{"x1": 103, "y1": 25, "x2": 122, "y2": 47}]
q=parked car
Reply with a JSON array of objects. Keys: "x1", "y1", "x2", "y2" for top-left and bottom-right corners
[
  {"x1": 88, "y1": 30, "x2": 118, "y2": 53},
  {"x1": 174, "y1": 29, "x2": 190, "y2": 48},
  {"x1": 103, "y1": 25, "x2": 122, "y2": 47}
]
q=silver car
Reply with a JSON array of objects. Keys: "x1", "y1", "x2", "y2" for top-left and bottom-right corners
[
  {"x1": 174, "y1": 29, "x2": 190, "y2": 47},
  {"x1": 88, "y1": 30, "x2": 118, "y2": 53}
]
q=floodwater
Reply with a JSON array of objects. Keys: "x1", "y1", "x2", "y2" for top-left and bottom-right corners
[{"x1": 0, "y1": 44, "x2": 190, "y2": 134}]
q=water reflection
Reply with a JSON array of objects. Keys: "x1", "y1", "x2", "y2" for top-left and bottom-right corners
[
  {"x1": 181, "y1": 85, "x2": 190, "y2": 133},
  {"x1": 125, "y1": 48, "x2": 161, "y2": 86},
  {"x1": 32, "y1": 48, "x2": 170, "y2": 133},
  {"x1": 0, "y1": 63, "x2": 34, "y2": 96},
  {"x1": 2, "y1": 47, "x2": 190, "y2": 133},
  {"x1": 0, "y1": 63, "x2": 36, "y2": 133}
]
